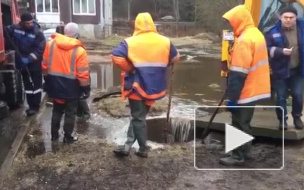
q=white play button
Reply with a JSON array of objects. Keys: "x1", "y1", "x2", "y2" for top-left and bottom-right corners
[{"x1": 225, "y1": 123, "x2": 254, "y2": 153}]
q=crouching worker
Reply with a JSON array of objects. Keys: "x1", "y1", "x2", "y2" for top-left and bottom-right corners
[
  {"x1": 42, "y1": 23, "x2": 91, "y2": 143},
  {"x1": 220, "y1": 5, "x2": 271, "y2": 166},
  {"x1": 112, "y1": 12, "x2": 180, "y2": 158}
]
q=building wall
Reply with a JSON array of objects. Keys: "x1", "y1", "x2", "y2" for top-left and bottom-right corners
[
  {"x1": 59, "y1": 0, "x2": 72, "y2": 23},
  {"x1": 77, "y1": 0, "x2": 112, "y2": 39},
  {"x1": 33, "y1": 0, "x2": 112, "y2": 39},
  {"x1": 72, "y1": 0, "x2": 101, "y2": 24},
  {"x1": 104, "y1": 0, "x2": 112, "y2": 25},
  {"x1": 33, "y1": 0, "x2": 60, "y2": 24}
]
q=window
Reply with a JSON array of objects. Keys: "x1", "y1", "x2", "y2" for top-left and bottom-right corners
[
  {"x1": 36, "y1": 0, "x2": 58, "y2": 13},
  {"x1": 45, "y1": 0, "x2": 51, "y2": 12},
  {"x1": 73, "y1": 0, "x2": 96, "y2": 15},
  {"x1": 52, "y1": 0, "x2": 59, "y2": 12},
  {"x1": 37, "y1": 0, "x2": 43, "y2": 12}
]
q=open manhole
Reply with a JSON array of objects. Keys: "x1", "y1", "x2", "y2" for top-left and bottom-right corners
[
  {"x1": 146, "y1": 117, "x2": 194, "y2": 143},
  {"x1": 146, "y1": 117, "x2": 225, "y2": 151}
]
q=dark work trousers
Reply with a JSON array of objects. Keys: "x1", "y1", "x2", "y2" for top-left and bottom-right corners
[
  {"x1": 51, "y1": 99, "x2": 78, "y2": 137},
  {"x1": 77, "y1": 99, "x2": 90, "y2": 117},
  {"x1": 274, "y1": 70, "x2": 303, "y2": 121},
  {"x1": 231, "y1": 103, "x2": 255, "y2": 159},
  {"x1": 123, "y1": 99, "x2": 150, "y2": 152},
  {"x1": 21, "y1": 70, "x2": 42, "y2": 110}
]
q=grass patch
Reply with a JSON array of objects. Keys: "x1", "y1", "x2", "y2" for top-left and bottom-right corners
[{"x1": 101, "y1": 35, "x2": 126, "y2": 47}]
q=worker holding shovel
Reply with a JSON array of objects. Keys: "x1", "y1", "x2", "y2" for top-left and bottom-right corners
[
  {"x1": 111, "y1": 12, "x2": 180, "y2": 158},
  {"x1": 219, "y1": 5, "x2": 271, "y2": 166}
]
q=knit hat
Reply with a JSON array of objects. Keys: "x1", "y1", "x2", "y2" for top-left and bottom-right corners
[
  {"x1": 64, "y1": 22, "x2": 80, "y2": 38},
  {"x1": 280, "y1": 6, "x2": 298, "y2": 16},
  {"x1": 21, "y1": 12, "x2": 33, "y2": 22}
]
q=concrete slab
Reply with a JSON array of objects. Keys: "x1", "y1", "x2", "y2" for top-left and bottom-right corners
[{"x1": 195, "y1": 108, "x2": 304, "y2": 140}]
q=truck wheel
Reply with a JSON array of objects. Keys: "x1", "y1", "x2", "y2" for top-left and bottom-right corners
[
  {"x1": 3, "y1": 70, "x2": 24, "y2": 109},
  {"x1": 0, "y1": 100, "x2": 9, "y2": 120}
]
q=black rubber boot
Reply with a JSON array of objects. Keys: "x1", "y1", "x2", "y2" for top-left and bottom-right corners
[
  {"x1": 294, "y1": 117, "x2": 304, "y2": 130},
  {"x1": 113, "y1": 145, "x2": 129, "y2": 157},
  {"x1": 63, "y1": 134, "x2": 78, "y2": 143},
  {"x1": 219, "y1": 155, "x2": 244, "y2": 166},
  {"x1": 135, "y1": 150, "x2": 148, "y2": 158},
  {"x1": 51, "y1": 132, "x2": 59, "y2": 141},
  {"x1": 279, "y1": 120, "x2": 288, "y2": 130},
  {"x1": 26, "y1": 108, "x2": 38, "y2": 116}
]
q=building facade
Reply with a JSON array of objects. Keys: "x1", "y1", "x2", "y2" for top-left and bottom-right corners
[{"x1": 27, "y1": 0, "x2": 112, "y2": 38}]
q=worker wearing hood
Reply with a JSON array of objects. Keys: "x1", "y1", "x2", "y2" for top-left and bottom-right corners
[
  {"x1": 112, "y1": 13, "x2": 180, "y2": 158},
  {"x1": 42, "y1": 22, "x2": 90, "y2": 143},
  {"x1": 220, "y1": 5, "x2": 271, "y2": 166}
]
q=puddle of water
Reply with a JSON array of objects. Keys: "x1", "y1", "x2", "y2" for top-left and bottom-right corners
[
  {"x1": 89, "y1": 57, "x2": 224, "y2": 105},
  {"x1": 26, "y1": 141, "x2": 46, "y2": 159},
  {"x1": 90, "y1": 63, "x2": 117, "y2": 91}
]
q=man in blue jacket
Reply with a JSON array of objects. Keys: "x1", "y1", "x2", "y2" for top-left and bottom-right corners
[
  {"x1": 265, "y1": 6, "x2": 304, "y2": 130},
  {"x1": 5, "y1": 12, "x2": 46, "y2": 116}
]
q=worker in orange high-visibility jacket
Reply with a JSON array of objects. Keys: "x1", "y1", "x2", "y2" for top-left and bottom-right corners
[
  {"x1": 219, "y1": 5, "x2": 271, "y2": 166},
  {"x1": 112, "y1": 12, "x2": 180, "y2": 158},
  {"x1": 42, "y1": 22, "x2": 91, "y2": 143}
]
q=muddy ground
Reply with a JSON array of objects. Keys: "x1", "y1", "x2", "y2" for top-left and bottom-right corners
[{"x1": 0, "y1": 116, "x2": 303, "y2": 190}]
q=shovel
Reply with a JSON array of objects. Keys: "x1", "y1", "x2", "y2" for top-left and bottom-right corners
[{"x1": 164, "y1": 64, "x2": 175, "y2": 143}]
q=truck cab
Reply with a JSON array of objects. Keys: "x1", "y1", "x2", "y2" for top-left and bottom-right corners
[{"x1": 0, "y1": 0, "x2": 24, "y2": 119}]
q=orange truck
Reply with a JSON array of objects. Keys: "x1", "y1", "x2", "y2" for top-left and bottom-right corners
[{"x1": 0, "y1": 0, "x2": 23, "y2": 119}]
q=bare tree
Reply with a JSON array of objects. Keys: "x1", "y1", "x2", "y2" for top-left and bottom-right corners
[
  {"x1": 173, "y1": 0, "x2": 179, "y2": 37},
  {"x1": 154, "y1": 0, "x2": 157, "y2": 16},
  {"x1": 127, "y1": 0, "x2": 133, "y2": 21}
]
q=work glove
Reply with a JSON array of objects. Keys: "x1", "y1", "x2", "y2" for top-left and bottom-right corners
[
  {"x1": 221, "y1": 60, "x2": 228, "y2": 72},
  {"x1": 42, "y1": 76, "x2": 48, "y2": 92},
  {"x1": 80, "y1": 86, "x2": 91, "y2": 99},
  {"x1": 226, "y1": 100, "x2": 239, "y2": 113},
  {"x1": 21, "y1": 57, "x2": 30, "y2": 66}
]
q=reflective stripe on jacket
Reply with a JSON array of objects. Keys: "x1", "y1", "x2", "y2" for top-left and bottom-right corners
[
  {"x1": 223, "y1": 5, "x2": 271, "y2": 104},
  {"x1": 5, "y1": 22, "x2": 46, "y2": 71},
  {"x1": 42, "y1": 34, "x2": 90, "y2": 100},
  {"x1": 112, "y1": 13, "x2": 180, "y2": 102}
]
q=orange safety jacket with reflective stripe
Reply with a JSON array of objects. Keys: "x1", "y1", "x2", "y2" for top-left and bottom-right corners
[
  {"x1": 223, "y1": 5, "x2": 271, "y2": 104},
  {"x1": 42, "y1": 34, "x2": 90, "y2": 100},
  {"x1": 111, "y1": 13, "x2": 180, "y2": 105}
]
